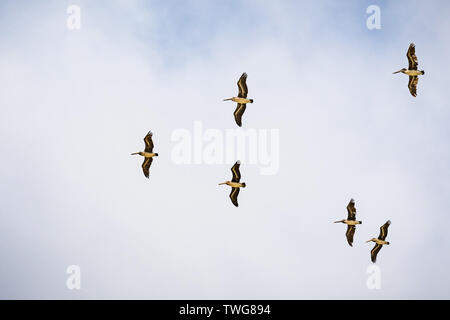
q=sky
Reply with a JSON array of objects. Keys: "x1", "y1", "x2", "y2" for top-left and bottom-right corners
[{"x1": 1, "y1": 0, "x2": 450, "y2": 299}]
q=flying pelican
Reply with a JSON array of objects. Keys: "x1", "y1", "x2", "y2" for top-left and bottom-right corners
[
  {"x1": 366, "y1": 220, "x2": 391, "y2": 263},
  {"x1": 219, "y1": 161, "x2": 246, "y2": 207},
  {"x1": 131, "y1": 131, "x2": 159, "y2": 178},
  {"x1": 223, "y1": 72, "x2": 254, "y2": 127},
  {"x1": 393, "y1": 43, "x2": 425, "y2": 97},
  {"x1": 334, "y1": 199, "x2": 362, "y2": 246}
]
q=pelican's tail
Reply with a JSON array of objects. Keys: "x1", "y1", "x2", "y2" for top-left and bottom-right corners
[
  {"x1": 386, "y1": 242, "x2": 390, "y2": 245},
  {"x1": 421, "y1": 70, "x2": 425, "y2": 75},
  {"x1": 358, "y1": 221, "x2": 362, "y2": 224},
  {"x1": 155, "y1": 153, "x2": 159, "y2": 156},
  {"x1": 249, "y1": 99, "x2": 254, "y2": 103},
  {"x1": 241, "y1": 183, "x2": 246, "y2": 187}
]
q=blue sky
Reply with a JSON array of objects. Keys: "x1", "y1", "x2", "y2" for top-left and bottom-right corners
[{"x1": 0, "y1": 0, "x2": 450, "y2": 299}]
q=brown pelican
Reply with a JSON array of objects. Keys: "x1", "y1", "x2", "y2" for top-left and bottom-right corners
[
  {"x1": 334, "y1": 199, "x2": 362, "y2": 246},
  {"x1": 366, "y1": 220, "x2": 391, "y2": 263},
  {"x1": 219, "y1": 161, "x2": 246, "y2": 207},
  {"x1": 393, "y1": 43, "x2": 425, "y2": 97},
  {"x1": 131, "y1": 131, "x2": 159, "y2": 178},
  {"x1": 223, "y1": 72, "x2": 254, "y2": 127}
]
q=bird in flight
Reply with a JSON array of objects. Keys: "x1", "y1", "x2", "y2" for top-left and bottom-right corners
[
  {"x1": 366, "y1": 220, "x2": 391, "y2": 263},
  {"x1": 334, "y1": 199, "x2": 362, "y2": 247},
  {"x1": 393, "y1": 43, "x2": 425, "y2": 97},
  {"x1": 219, "y1": 161, "x2": 246, "y2": 207},
  {"x1": 223, "y1": 72, "x2": 254, "y2": 127},
  {"x1": 131, "y1": 131, "x2": 159, "y2": 178}
]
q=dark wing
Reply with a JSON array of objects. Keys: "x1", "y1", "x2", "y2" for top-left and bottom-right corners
[
  {"x1": 407, "y1": 43, "x2": 418, "y2": 70},
  {"x1": 408, "y1": 76, "x2": 418, "y2": 97},
  {"x1": 229, "y1": 187, "x2": 240, "y2": 207},
  {"x1": 144, "y1": 131, "x2": 154, "y2": 153},
  {"x1": 233, "y1": 103, "x2": 246, "y2": 127},
  {"x1": 378, "y1": 220, "x2": 391, "y2": 241},
  {"x1": 345, "y1": 225, "x2": 355, "y2": 247},
  {"x1": 142, "y1": 157, "x2": 153, "y2": 178},
  {"x1": 231, "y1": 161, "x2": 241, "y2": 182},
  {"x1": 371, "y1": 243, "x2": 383, "y2": 263},
  {"x1": 346, "y1": 199, "x2": 356, "y2": 221},
  {"x1": 237, "y1": 72, "x2": 248, "y2": 98}
]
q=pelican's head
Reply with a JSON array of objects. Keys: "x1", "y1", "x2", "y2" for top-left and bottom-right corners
[{"x1": 393, "y1": 68, "x2": 406, "y2": 74}]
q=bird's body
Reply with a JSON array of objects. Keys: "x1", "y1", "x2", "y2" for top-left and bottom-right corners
[
  {"x1": 341, "y1": 220, "x2": 362, "y2": 226},
  {"x1": 223, "y1": 73, "x2": 254, "y2": 127},
  {"x1": 131, "y1": 131, "x2": 159, "y2": 178},
  {"x1": 334, "y1": 199, "x2": 362, "y2": 247},
  {"x1": 224, "y1": 97, "x2": 254, "y2": 104},
  {"x1": 369, "y1": 239, "x2": 390, "y2": 245},
  {"x1": 131, "y1": 151, "x2": 158, "y2": 158},
  {"x1": 393, "y1": 43, "x2": 425, "y2": 97},
  {"x1": 219, "y1": 181, "x2": 246, "y2": 188},
  {"x1": 219, "y1": 161, "x2": 246, "y2": 207},
  {"x1": 367, "y1": 220, "x2": 391, "y2": 263},
  {"x1": 400, "y1": 69, "x2": 424, "y2": 76}
]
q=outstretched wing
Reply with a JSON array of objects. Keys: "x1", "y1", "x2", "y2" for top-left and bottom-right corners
[
  {"x1": 408, "y1": 76, "x2": 418, "y2": 97},
  {"x1": 234, "y1": 103, "x2": 246, "y2": 127},
  {"x1": 371, "y1": 243, "x2": 383, "y2": 263},
  {"x1": 142, "y1": 157, "x2": 153, "y2": 178},
  {"x1": 144, "y1": 131, "x2": 154, "y2": 153},
  {"x1": 407, "y1": 43, "x2": 418, "y2": 70},
  {"x1": 231, "y1": 161, "x2": 241, "y2": 182},
  {"x1": 378, "y1": 220, "x2": 391, "y2": 241},
  {"x1": 346, "y1": 199, "x2": 356, "y2": 221},
  {"x1": 237, "y1": 72, "x2": 248, "y2": 98},
  {"x1": 345, "y1": 225, "x2": 355, "y2": 247},
  {"x1": 229, "y1": 187, "x2": 240, "y2": 207}
]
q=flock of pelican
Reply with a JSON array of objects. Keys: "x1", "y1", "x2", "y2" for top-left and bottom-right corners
[
  {"x1": 334, "y1": 199, "x2": 391, "y2": 263},
  {"x1": 129, "y1": 43, "x2": 424, "y2": 263}
]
